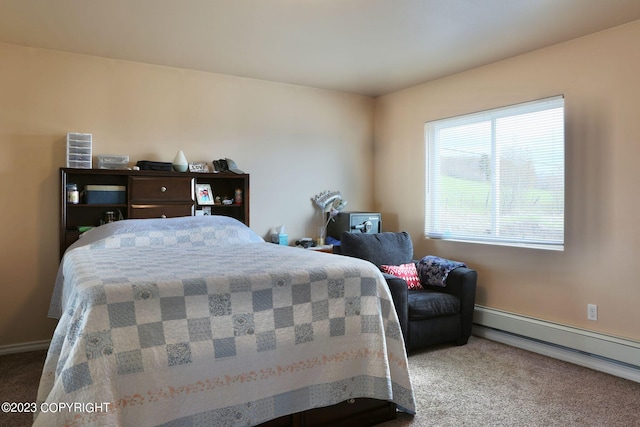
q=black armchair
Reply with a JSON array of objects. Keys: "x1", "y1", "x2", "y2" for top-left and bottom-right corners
[{"x1": 338, "y1": 231, "x2": 477, "y2": 353}]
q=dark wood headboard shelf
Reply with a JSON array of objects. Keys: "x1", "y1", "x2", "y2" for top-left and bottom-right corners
[{"x1": 60, "y1": 167, "x2": 249, "y2": 258}]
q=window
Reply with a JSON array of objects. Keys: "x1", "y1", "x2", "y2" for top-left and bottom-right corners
[{"x1": 425, "y1": 96, "x2": 564, "y2": 250}]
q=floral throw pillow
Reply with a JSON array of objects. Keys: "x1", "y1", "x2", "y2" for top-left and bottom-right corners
[{"x1": 380, "y1": 263, "x2": 422, "y2": 290}]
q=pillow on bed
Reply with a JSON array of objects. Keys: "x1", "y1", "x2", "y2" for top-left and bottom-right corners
[
  {"x1": 380, "y1": 263, "x2": 422, "y2": 290},
  {"x1": 69, "y1": 215, "x2": 264, "y2": 252}
]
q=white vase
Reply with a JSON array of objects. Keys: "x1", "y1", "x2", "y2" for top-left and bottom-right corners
[{"x1": 172, "y1": 150, "x2": 188, "y2": 172}]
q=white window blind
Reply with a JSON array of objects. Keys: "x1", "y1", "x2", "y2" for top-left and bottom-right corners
[{"x1": 425, "y1": 95, "x2": 565, "y2": 250}]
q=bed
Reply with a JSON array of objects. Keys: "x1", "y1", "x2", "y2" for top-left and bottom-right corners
[{"x1": 36, "y1": 216, "x2": 415, "y2": 426}]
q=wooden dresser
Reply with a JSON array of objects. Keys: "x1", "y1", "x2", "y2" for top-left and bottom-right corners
[{"x1": 60, "y1": 168, "x2": 249, "y2": 258}]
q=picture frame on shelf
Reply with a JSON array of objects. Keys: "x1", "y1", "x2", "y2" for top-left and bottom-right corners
[
  {"x1": 195, "y1": 206, "x2": 211, "y2": 216},
  {"x1": 195, "y1": 183, "x2": 214, "y2": 205},
  {"x1": 189, "y1": 162, "x2": 211, "y2": 173}
]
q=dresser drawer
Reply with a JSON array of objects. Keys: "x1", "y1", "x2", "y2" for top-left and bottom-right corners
[
  {"x1": 130, "y1": 203, "x2": 194, "y2": 219},
  {"x1": 130, "y1": 176, "x2": 193, "y2": 202}
]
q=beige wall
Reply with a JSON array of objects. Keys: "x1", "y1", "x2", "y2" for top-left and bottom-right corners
[
  {"x1": 374, "y1": 21, "x2": 640, "y2": 342},
  {"x1": 4, "y1": 19, "x2": 640, "y2": 349},
  {"x1": 0, "y1": 43, "x2": 375, "y2": 347}
]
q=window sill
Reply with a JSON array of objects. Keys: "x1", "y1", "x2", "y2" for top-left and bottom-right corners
[{"x1": 425, "y1": 234, "x2": 564, "y2": 251}]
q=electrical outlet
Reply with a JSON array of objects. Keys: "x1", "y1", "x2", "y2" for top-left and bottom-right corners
[{"x1": 587, "y1": 304, "x2": 598, "y2": 321}]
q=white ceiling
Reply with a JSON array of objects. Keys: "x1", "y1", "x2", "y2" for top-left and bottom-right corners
[{"x1": 1, "y1": 0, "x2": 640, "y2": 97}]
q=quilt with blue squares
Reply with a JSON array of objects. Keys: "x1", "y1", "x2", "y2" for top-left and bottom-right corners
[{"x1": 36, "y1": 216, "x2": 415, "y2": 426}]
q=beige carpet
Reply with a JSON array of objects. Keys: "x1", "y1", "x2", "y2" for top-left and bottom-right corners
[
  {"x1": 2, "y1": 336, "x2": 639, "y2": 427},
  {"x1": 0, "y1": 349, "x2": 46, "y2": 427},
  {"x1": 382, "y1": 336, "x2": 640, "y2": 427}
]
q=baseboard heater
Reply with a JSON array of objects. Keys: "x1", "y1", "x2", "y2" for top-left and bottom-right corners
[{"x1": 473, "y1": 306, "x2": 640, "y2": 383}]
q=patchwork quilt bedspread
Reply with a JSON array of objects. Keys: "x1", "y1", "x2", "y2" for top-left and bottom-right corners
[{"x1": 36, "y1": 216, "x2": 415, "y2": 426}]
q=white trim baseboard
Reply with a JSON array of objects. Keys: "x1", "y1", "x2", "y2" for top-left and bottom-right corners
[
  {"x1": 473, "y1": 306, "x2": 640, "y2": 383},
  {"x1": 0, "y1": 340, "x2": 50, "y2": 356}
]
